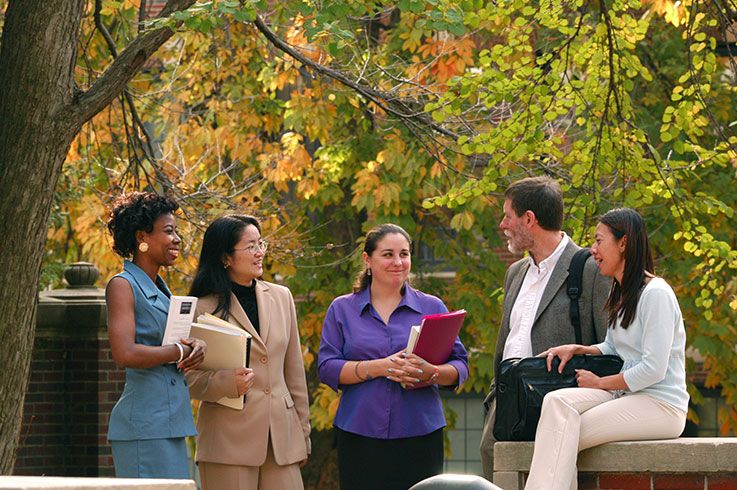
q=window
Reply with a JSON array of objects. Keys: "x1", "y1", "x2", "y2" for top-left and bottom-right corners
[{"x1": 442, "y1": 391, "x2": 486, "y2": 475}]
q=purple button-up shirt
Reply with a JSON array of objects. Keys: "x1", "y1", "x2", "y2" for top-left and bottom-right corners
[{"x1": 318, "y1": 284, "x2": 469, "y2": 439}]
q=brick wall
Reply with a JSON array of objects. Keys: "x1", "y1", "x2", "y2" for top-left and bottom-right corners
[
  {"x1": 14, "y1": 329, "x2": 125, "y2": 477},
  {"x1": 14, "y1": 335, "x2": 67, "y2": 475},
  {"x1": 496, "y1": 439, "x2": 737, "y2": 490},
  {"x1": 494, "y1": 244, "x2": 523, "y2": 266},
  {"x1": 144, "y1": 0, "x2": 167, "y2": 19},
  {"x1": 578, "y1": 472, "x2": 737, "y2": 490}
]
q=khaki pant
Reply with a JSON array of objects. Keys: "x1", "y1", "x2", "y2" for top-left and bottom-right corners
[
  {"x1": 479, "y1": 396, "x2": 497, "y2": 481},
  {"x1": 525, "y1": 388, "x2": 686, "y2": 490},
  {"x1": 199, "y1": 436, "x2": 304, "y2": 490}
]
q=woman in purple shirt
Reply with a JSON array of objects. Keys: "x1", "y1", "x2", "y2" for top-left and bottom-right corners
[{"x1": 318, "y1": 223, "x2": 469, "y2": 490}]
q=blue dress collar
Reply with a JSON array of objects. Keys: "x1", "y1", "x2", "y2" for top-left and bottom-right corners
[{"x1": 123, "y1": 260, "x2": 172, "y2": 301}]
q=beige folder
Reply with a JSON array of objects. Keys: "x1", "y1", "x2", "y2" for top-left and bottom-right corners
[{"x1": 191, "y1": 313, "x2": 251, "y2": 410}]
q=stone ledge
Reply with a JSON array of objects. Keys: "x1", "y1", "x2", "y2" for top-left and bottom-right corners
[
  {"x1": 494, "y1": 437, "x2": 737, "y2": 473},
  {"x1": 0, "y1": 477, "x2": 196, "y2": 490}
]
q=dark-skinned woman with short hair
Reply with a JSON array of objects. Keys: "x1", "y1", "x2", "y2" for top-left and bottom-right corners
[{"x1": 106, "y1": 192, "x2": 206, "y2": 478}]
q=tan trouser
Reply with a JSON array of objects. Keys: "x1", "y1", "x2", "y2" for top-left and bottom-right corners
[
  {"x1": 525, "y1": 388, "x2": 686, "y2": 490},
  {"x1": 479, "y1": 396, "x2": 497, "y2": 480},
  {"x1": 199, "y1": 436, "x2": 304, "y2": 490}
]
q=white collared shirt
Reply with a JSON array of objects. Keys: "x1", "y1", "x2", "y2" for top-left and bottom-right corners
[{"x1": 503, "y1": 233, "x2": 569, "y2": 360}]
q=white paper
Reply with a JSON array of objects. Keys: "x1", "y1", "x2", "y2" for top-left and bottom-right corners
[
  {"x1": 161, "y1": 295, "x2": 198, "y2": 345},
  {"x1": 406, "y1": 325, "x2": 422, "y2": 354}
]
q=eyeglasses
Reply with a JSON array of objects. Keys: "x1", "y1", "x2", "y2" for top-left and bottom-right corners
[{"x1": 233, "y1": 240, "x2": 268, "y2": 255}]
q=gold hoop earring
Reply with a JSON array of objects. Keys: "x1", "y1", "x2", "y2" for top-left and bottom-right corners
[{"x1": 138, "y1": 242, "x2": 149, "y2": 253}]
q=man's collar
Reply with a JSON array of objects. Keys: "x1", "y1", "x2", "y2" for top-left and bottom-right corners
[{"x1": 527, "y1": 232, "x2": 568, "y2": 272}]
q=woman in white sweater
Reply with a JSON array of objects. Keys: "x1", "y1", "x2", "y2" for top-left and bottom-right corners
[{"x1": 525, "y1": 208, "x2": 688, "y2": 490}]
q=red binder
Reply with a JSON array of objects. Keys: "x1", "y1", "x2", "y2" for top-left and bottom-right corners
[{"x1": 404, "y1": 309, "x2": 466, "y2": 389}]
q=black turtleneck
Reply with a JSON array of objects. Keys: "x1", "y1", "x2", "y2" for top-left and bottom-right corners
[{"x1": 231, "y1": 280, "x2": 259, "y2": 335}]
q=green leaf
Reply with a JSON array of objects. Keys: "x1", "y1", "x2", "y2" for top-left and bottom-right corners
[
  {"x1": 448, "y1": 22, "x2": 466, "y2": 36},
  {"x1": 218, "y1": 2, "x2": 236, "y2": 13},
  {"x1": 184, "y1": 16, "x2": 200, "y2": 29},
  {"x1": 432, "y1": 111, "x2": 447, "y2": 122},
  {"x1": 199, "y1": 17, "x2": 212, "y2": 33},
  {"x1": 233, "y1": 9, "x2": 255, "y2": 22},
  {"x1": 447, "y1": 8, "x2": 464, "y2": 23},
  {"x1": 409, "y1": 0, "x2": 425, "y2": 13},
  {"x1": 466, "y1": 12, "x2": 480, "y2": 29},
  {"x1": 296, "y1": 2, "x2": 313, "y2": 15},
  {"x1": 327, "y1": 41, "x2": 340, "y2": 58}
]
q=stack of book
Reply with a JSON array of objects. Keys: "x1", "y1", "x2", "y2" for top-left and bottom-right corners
[
  {"x1": 404, "y1": 309, "x2": 466, "y2": 390},
  {"x1": 190, "y1": 313, "x2": 252, "y2": 409}
]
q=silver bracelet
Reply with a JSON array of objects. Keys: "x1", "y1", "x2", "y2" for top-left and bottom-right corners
[
  {"x1": 365, "y1": 360, "x2": 373, "y2": 380},
  {"x1": 174, "y1": 342, "x2": 185, "y2": 364},
  {"x1": 354, "y1": 360, "x2": 365, "y2": 381}
]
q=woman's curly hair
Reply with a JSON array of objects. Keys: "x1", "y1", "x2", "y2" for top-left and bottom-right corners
[{"x1": 107, "y1": 192, "x2": 179, "y2": 258}]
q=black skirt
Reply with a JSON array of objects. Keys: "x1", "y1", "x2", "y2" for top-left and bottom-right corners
[{"x1": 336, "y1": 427, "x2": 444, "y2": 490}]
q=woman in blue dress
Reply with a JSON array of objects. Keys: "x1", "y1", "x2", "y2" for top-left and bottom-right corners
[{"x1": 105, "y1": 192, "x2": 206, "y2": 478}]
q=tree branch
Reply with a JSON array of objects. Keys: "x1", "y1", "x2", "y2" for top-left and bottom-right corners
[
  {"x1": 251, "y1": 14, "x2": 460, "y2": 141},
  {"x1": 92, "y1": 0, "x2": 171, "y2": 190},
  {"x1": 72, "y1": 0, "x2": 197, "y2": 125}
]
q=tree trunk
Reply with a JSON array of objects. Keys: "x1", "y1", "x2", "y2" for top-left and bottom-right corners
[
  {"x1": 0, "y1": 0, "x2": 195, "y2": 473},
  {"x1": 0, "y1": 0, "x2": 87, "y2": 473}
]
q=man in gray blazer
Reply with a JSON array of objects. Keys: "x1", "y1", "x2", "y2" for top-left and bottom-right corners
[{"x1": 479, "y1": 176, "x2": 610, "y2": 481}]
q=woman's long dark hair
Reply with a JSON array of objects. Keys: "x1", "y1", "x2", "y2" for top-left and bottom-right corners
[
  {"x1": 352, "y1": 223, "x2": 412, "y2": 293},
  {"x1": 599, "y1": 208, "x2": 654, "y2": 329},
  {"x1": 189, "y1": 215, "x2": 261, "y2": 320}
]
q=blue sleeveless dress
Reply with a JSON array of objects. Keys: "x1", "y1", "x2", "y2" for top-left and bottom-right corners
[{"x1": 107, "y1": 261, "x2": 197, "y2": 478}]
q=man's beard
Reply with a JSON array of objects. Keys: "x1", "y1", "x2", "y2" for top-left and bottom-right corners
[{"x1": 505, "y1": 229, "x2": 533, "y2": 254}]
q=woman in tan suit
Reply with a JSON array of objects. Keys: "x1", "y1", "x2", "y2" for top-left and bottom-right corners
[{"x1": 186, "y1": 215, "x2": 311, "y2": 489}]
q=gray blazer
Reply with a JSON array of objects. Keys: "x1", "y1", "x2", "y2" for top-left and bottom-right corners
[
  {"x1": 480, "y1": 240, "x2": 611, "y2": 480},
  {"x1": 492, "y1": 239, "x2": 611, "y2": 391}
]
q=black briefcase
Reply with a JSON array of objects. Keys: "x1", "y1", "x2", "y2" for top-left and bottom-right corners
[{"x1": 493, "y1": 354, "x2": 624, "y2": 441}]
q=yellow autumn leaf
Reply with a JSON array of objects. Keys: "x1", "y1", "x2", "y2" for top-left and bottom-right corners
[{"x1": 281, "y1": 132, "x2": 304, "y2": 154}]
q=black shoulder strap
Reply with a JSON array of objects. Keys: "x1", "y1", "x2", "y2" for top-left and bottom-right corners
[{"x1": 567, "y1": 247, "x2": 591, "y2": 344}]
